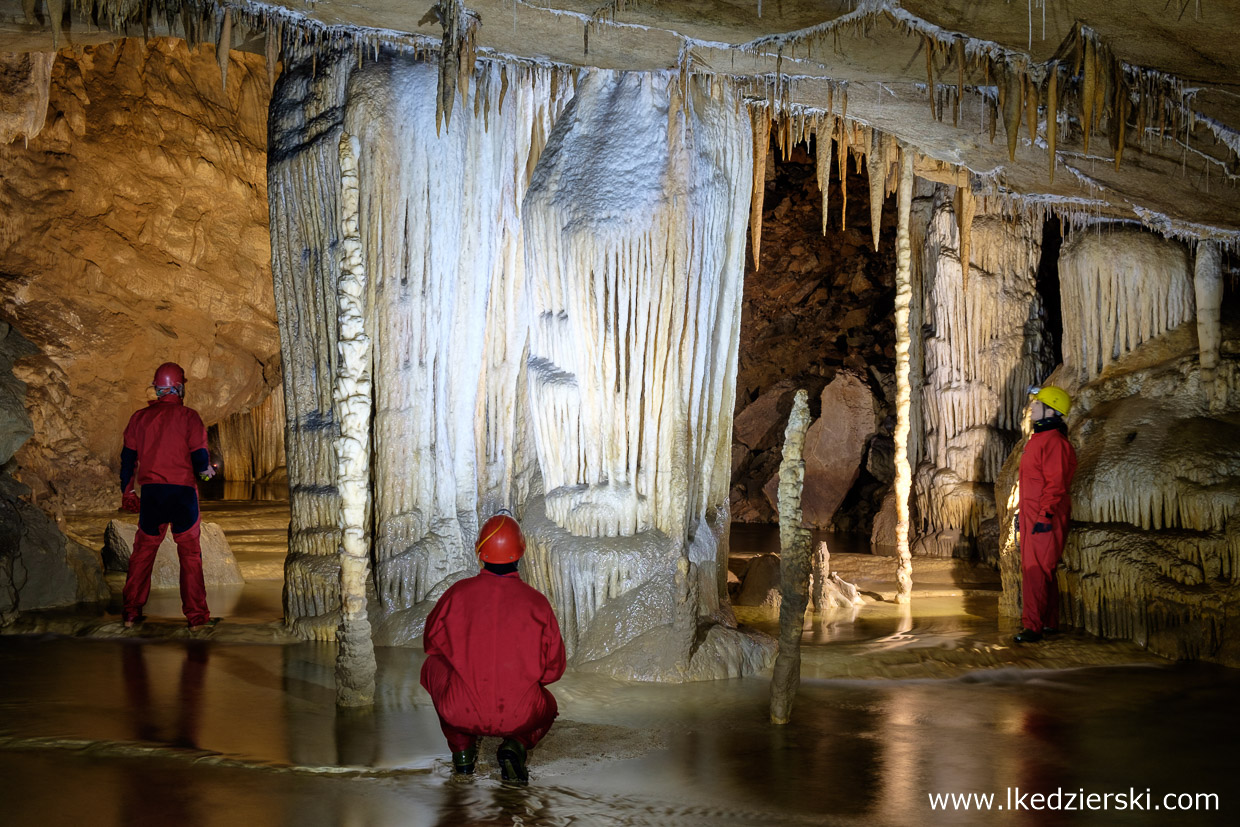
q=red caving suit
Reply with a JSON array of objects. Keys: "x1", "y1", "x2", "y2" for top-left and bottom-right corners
[
  {"x1": 1018, "y1": 422, "x2": 1078, "y2": 632},
  {"x1": 121, "y1": 394, "x2": 211, "y2": 626},
  {"x1": 420, "y1": 570, "x2": 566, "y2": 752}
]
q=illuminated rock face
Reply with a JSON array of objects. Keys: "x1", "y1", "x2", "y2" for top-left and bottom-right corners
[{"x1": 0, "y1": 39, "x2": 279, "y2": 510}]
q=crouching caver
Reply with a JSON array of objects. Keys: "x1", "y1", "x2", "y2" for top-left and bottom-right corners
[
  {"x1": 420, "y1": 513, "x2": 566, "y2": 785},
  {"x1": 119, "y1": 362, "x2": 217, "y2": 630}
]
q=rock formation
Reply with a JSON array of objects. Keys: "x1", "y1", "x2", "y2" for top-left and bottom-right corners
[
  {"x1": 103, "y1": 519, "x2": 244, "y2": 588},
  {"x1": 0, "y1": 38, "x2": 279, "y2": 510}
]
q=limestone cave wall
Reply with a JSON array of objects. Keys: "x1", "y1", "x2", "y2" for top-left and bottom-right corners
[{"x1": 0, "y1": 38, "x2": 278, "y2": 510}]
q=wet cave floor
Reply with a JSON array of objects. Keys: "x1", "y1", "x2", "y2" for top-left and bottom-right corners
[{"x1": 1, "y1": 498, "x2": 1236, "y2": 825}]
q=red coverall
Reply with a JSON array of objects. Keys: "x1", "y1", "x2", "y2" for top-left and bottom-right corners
[
  {"x1": 120, "y1": 394, "x2": 211, "y2": 626},
  {"x1": 420, "y1": 570, "x2": 566, "y2": 752},
  {"x1": 1018, "y1": 425, "x2": 1078, "y2": 632}
]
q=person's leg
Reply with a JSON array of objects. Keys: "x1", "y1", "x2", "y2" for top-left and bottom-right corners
[
  {"x1": 1020, "y1": 533, "x2": 1057, "y2": 634},
  {"x1": 499, "y1": 689, "x2": 560, "y2": 785},
  {"x1": 419, "y1": 654, "x2": 478, "y2": 770},
  {"x1": 173, "y1": 519, "x2": 209, "y2": 626},
  {"x1": 169, "y1": 486, "x2": 209, "y2": 627},
  {"x1": 123, "y1": 523, "x2": 168, "y2": 624}
]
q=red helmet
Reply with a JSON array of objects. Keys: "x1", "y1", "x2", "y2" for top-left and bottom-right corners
[
  {"x1": 475, "y1": 513, "x2": 525, "y2": 564},
  {"x1": 152, "y1": 362, "x2": 186, "y2": 393}
]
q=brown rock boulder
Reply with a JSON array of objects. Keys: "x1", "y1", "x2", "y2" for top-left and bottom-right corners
[
  {"x1": 732, "y1": 381, "x2": 797, "y2": 451},
  {"x1": 764, "y1": 373, "x2": 876, "y2": 528},
  {"x1": 733, "y1": 553, "x2": 782, "y2": 608}
]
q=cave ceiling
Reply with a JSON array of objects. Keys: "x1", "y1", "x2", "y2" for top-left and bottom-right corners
[{"x1": 3, "y1": 1, "x2": 1239, "y2": 238}]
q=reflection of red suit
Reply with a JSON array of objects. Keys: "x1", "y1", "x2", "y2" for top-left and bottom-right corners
[
  {"x1": 1018, "y1": 425, "x2": 1078, "y2": 631},
  {"x1": 420, "y1": 570, "x2": 566, "y2": 752}
]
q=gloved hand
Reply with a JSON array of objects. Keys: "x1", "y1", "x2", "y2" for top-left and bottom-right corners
[
  {"x1": 198, "y1": 465, "x2": 216, "y2": 482},
  {"x1": 1032, "y1": 522, "x2": 1052, "y2": 534},
  {"x1": 121, "y1": 490, "x2": 140, "y2": 513}
]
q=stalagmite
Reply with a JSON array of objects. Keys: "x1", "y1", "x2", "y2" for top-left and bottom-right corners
[
  {"x1": 810, "y1": 540, "x2": 830, "y2": 614},
  {"x1": 1194, "y1": 241, "x2": 1222, "y2": 405},
  {"x1": 894, "y1": 148, "x2": 914, "y2": 603},
  {"x1": 770, "y1": 389, "x2": 811, "y2": 725},
  {"x1": 868, "y1": 128, "x2": 884, "y2": 251},
  {"x1": 816, "y1": 120, "x2": 832, "y2": 235},
  {"x1": 333, "y1": 131, "x2": 376, "y2": 707},
  {"x1": 751, "y1": 108, "x2": 770, "y2": 269}
]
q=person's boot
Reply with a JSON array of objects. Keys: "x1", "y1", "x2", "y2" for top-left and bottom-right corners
[
  {"x1": 497, "y1": 738, "x2": 528, "y2": 786},
  {"x1": 451, "y1": 741, "x2": 477, "y2": 775},
  {"x1": 1014, "y1": 628, "x2": 1043, "y2": 643}
]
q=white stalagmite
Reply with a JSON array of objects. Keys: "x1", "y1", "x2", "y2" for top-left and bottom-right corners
[
  {"x1": 894, "y1": 148, "x2": 914, "y2": 603},
  {"x1": 521, "y1": 71, "x2": 755, "y2": 670},
  {"x1": 915, "y1": 191, "x2": 1048, "y2": 557},
  {"x1": 1194, "y1": 241, "x2": 1222, "y2": 406},
  {"x1": 770, "y1": 389, "x2": 811, "y2": 725},
  {"x1": 1059, "y1": 227, "x2": 1195, "y2": 382},
  {"x1": 333, "y1": 131, "x2": 376, "y2": 707},
  {"x1": 340, "y1": 59, "x2": 566, "y2": 611}
]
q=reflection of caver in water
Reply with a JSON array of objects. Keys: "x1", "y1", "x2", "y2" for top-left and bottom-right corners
[
  {"x1": 1014, "y1": 386, "x2": 1078, "y2": 644},
  {"x1": 119, "y1": 362, "x2": 218, "y2": 630},
  {"x1": 420, "y1": 514, "x2": 566, "y2": 786},
  {"x1": 121, "y1": 642, "x2": 209, "y2": 749}
]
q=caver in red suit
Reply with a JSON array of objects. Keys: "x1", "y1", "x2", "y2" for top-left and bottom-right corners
[
  {"x1": 1017, "y1": 386, "x2": 1078, "y2": 639},
  {"x1": 420, "y1": 513, "x2": 565, "y2": 785},
  {"x1": 119, "y1": 362, "x2": 216, "y2": 629}
]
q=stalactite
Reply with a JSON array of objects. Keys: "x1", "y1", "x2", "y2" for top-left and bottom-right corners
[
  {"x1": 838, "y1": 118, "x2": 849, "y2": 231},
  {"x1": 954, "y1": 180, "x2": 975, "y2": 295},
  {"x1": 48, "y1": 0, "x2": 64, "y2": 48},
  {"x1": 217, "y1": 9, "x2": 231, "y2": 91},
  {"x1": 750, "y1": 107, "x2": 770, "y2": 270},
  {"x1": 770, "y1": 389, "x2": 811, "y2": 725},
  {"x1": 333, "y1": 130, "x2": 376, "y2": 707},
  {"x1": 1046, "y1": 63, "x2": 1058, "y2": 183},
  {"x1": 265, "y1": 21, "x2": 282, "y2": 92},
  {"x1": 1083, "y1": 37, "x2": 1096, "y2": 155},
  {"x1": 1024, "y1": 71, "x2": 1038, "y2": 150},
  {"x1": 1059, "y1": 227, "x2": 1195, "y2": 382},
  {"x1": 1003, "y1": 66, "x2": 1022, "y2": 162},
  {"x1": 953, "y1": 38, "x2": 965, "y2": 127},
  {"x1": 917, "y1": 192, "x2": 1047, "y2": 549},
  {"x1": 924, "y1": 35, "x2": 936, "y2": 120},
  {"x1": 817, "y1": 118, "x2": 832, "y2": 235},
  {"x1": 867, "y1": 128, "x2": 884, "y2": 251},
  {"x1": 894, "y1": 148, "x2": 914, "y2": 604}
]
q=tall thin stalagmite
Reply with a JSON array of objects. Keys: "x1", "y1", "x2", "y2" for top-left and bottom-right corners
[
  {"x1": 770, "y1": 389, "x2": 812, "y2": 725},
  {"x1": 894, "y1": 149, "x2": 915, "y2": 604},
  {"x1": 333, "y1": 132, "x2": 376, "y2": 706}
]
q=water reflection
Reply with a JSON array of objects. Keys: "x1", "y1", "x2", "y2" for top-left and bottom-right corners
[{"x1": 121, "y1": 641, "x2": 208, "y2": 749}]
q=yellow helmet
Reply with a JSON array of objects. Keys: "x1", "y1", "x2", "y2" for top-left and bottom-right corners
[{"x1": 1030, "y1": 385, "x2": 1071, "y2": 416}]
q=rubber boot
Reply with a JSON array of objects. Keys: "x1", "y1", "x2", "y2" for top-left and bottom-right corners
[
  {"x1": 497, "y1": 738, "x2": 528, "y2": 786},
  {"x1": 452, "y1": 741, "x2": 478, "y2": 775}
]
